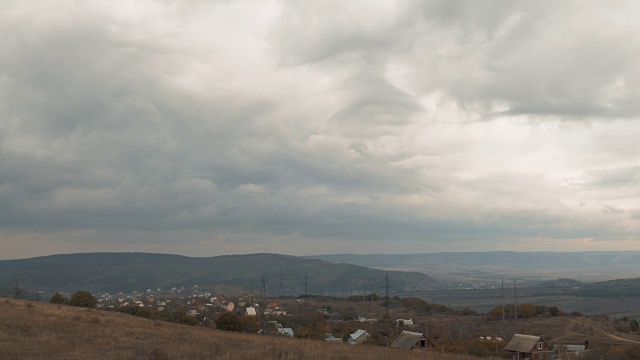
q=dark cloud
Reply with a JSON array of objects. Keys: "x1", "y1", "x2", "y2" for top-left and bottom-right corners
[{"x1": 1, "y1": 0, "x2": 639, "y2": 258}]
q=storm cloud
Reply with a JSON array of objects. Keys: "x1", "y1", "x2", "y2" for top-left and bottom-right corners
[{"x1": 1, "y1": 0, "x2": 640, "y2": 258}]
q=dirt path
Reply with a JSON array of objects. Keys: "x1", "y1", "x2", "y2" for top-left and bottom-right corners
[
  {"x1": 553, "y1": 318, "x2": 585, "y2": 342},
  {"x1": 554, "y1": 318, "x2": 640, "y2": 345}
]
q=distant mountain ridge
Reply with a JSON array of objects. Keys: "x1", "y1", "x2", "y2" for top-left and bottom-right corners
[
  {"x1": 0, "y1": 252, "x2": 439, "y2": 296},
  {"x1": 306, "y1": 251, "x2": 640, "y2": 283}
]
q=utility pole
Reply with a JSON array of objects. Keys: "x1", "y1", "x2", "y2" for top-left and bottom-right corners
[
  {"x1": 278, "y1": 268, "x2": 284, "y2": 298},
  {"x1": 514, "y1": 277, "x2": 517, "y2": 321},
  {"x1": 260, "y1": 274, "x2": 268, "y2": 299},
  {"x1": 363, "y1": 280, "x2": 366, "y2": 302},
  {"x1": 502, "y1": 277, "x2": 505, "y2": 321}
]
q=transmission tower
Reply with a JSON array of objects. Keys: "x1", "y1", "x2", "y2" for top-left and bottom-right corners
[
  {"x1": 278, "y1": 268, "x2": 285, "y2": 298},
  {"x1": 381, "y1": 273, "x2": 390, "y2": 317},
  {"x1": 260, "y1": 274, "x2": 268, "y2": 299}
]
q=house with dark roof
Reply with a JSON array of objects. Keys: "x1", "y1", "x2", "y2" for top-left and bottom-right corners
[
  {"x1": 390, "y1": 331, "x2": 436, "y2": 351},
  {"x1": 504, "y1": 334, "x2": 553, "y2": 360}
]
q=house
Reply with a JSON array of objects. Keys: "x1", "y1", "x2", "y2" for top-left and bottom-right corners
[
  {"x1": 347, "y1": 329, "x2": 370, "y2": 344},
  {"x1": 357, "y1": 316, "x2": 378, "y2": 324},
  {"x1": 504, "y1": 334, "x2": 553, "y2": 360},
  {"x1": 277, "y1": 328, "x2": 294, "y2": 337},
  {"x1": 390, "y1": 331, "x2": 436, "y2": 351},
  {"x1": 245, "y1": 307, "x2": 257, "y2": 316},
  {"x1": 267, "y1": 321, "x2": 283, "y2": 329},
  {"x1": 556, "y1": 342, "x2": 588, "y2": 357},
  {"x1": 222, "y1": 301, "x2": 234, "y2": 312},
  {"x1": 396, "y1": 318, "x2": 413, "y2": 325},
  {"x1": 324, "y1": 334, "x2": 343, "y2": 343}
]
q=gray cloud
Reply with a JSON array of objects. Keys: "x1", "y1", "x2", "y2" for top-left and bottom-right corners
[{"x1": 1, "y1": 0, "x2": 640, "y2": 258}]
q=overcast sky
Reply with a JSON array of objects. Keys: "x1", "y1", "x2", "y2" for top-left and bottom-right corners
[{"x1": 2, "y1": 0, "x2": 640, "y2": 259}]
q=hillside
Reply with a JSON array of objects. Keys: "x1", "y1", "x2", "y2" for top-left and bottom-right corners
[
  {"x1": 0, "y1": 252, "x2": 439, "y2": 295},
  {"x1": 577, "y1": 278, "x2": 640, "y2": 298},
  {"x1": 4, "y1": 298, "x2": 640, "y2": 359},
  {"x1": 0, "y1": 298, "x2": 484, "y2": 360}
]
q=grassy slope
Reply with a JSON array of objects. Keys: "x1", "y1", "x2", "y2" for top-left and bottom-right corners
[{"x1": 0, "y1": 298, "x2": 481, "y2": 360}]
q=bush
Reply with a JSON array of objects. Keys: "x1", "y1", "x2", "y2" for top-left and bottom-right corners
[
  {"x1": 49, "y1": 292, "x2": 68, "y2": 305},
  {"x1": 215, "y1": 313, "x2": 242, "y2": 331},
  {"x1": 68, "y1": 291, "x2": 97, "y2": 308},
  {"x1": 178, "y1": 315, "x2": 199, "y2": 326}
]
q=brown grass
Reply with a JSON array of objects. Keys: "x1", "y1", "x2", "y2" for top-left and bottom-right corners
[{"x1": 0, "y1": 298, "x2": 483, "y2": 360}]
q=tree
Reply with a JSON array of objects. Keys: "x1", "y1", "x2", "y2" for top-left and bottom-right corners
[
  {"x1": 68, "y1": 290, "x2": 97, "y2": 308},
  {"x1": 517, "y1": 304, "x2": 537, "y2": 319},
  {"x1": 631, "y1": 319, "x2": 639, "y2": 332},
  {"x1": 215, "y1": 313, "x2": 242, "y2": 332},
  {"x1": 548, "y1": 306, "x2": 561, "y2": 317},
  {"x1": 239, "y1": 316, "x2": 260, "y2": 333},
  {"x1": 49, "y1": 292, "x2": 68, "y2": 304},
  {"x1": 12, "y1": 279, "x2": 26, "y2": 299}
]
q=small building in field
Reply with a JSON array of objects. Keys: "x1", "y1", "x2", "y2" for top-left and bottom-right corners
[
  {"x1": 396, "y1": 318, "x2": 413, "y2": 325},
  {"x1": 390, "y1": 331, "x2": 436, "y2": 351},
  {"x1": 504, "y1": 334, "x2": 553, "y2": 360},
  {"x1": 324, "y1": 334, "x2": 343, "y2": 343},
  {"x1": 347, "y1": 329, "x2": 370, "y2": 344}
]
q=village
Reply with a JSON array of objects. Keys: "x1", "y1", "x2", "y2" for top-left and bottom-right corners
[{"x1": 53, "y1": 284, "x2": 615, "y2": 359}]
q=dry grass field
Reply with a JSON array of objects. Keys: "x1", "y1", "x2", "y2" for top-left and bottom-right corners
[
  {"x1": 308, "y1": 298, "x2": 640, "y2": 347},
  {"x1": 423, "y1": 314, "x2": 640, "y2": 347},
  {"x1": 0, "y1": 298, "x2": 483, "y2": 360}
]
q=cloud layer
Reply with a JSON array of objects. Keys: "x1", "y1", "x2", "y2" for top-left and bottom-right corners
[{"x1": 1, "y1": 0, "x2": 640, "y2": 258}]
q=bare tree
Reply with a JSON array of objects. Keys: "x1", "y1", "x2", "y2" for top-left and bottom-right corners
[{"x1": 13, "y1": 279, "x2": 27, "y2": 299}]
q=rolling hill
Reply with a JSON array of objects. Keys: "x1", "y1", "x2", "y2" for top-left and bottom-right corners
[{"x1": 0, "y1": 252, "x2": 439, "y2": 295}]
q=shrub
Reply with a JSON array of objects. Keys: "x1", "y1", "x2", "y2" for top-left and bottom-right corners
[
  {"x1": 179, "y1": 315, "x2": 199, "y2": 326},
  {"x1": 215, "y1": 313, "x2": 242, "y2": 331},
  {"x1": 68, "y1": 291, "x2": 97, "y2": 308},
  {"x1": 49, "y1": 292, "x2": 68, "y2": 305}
]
